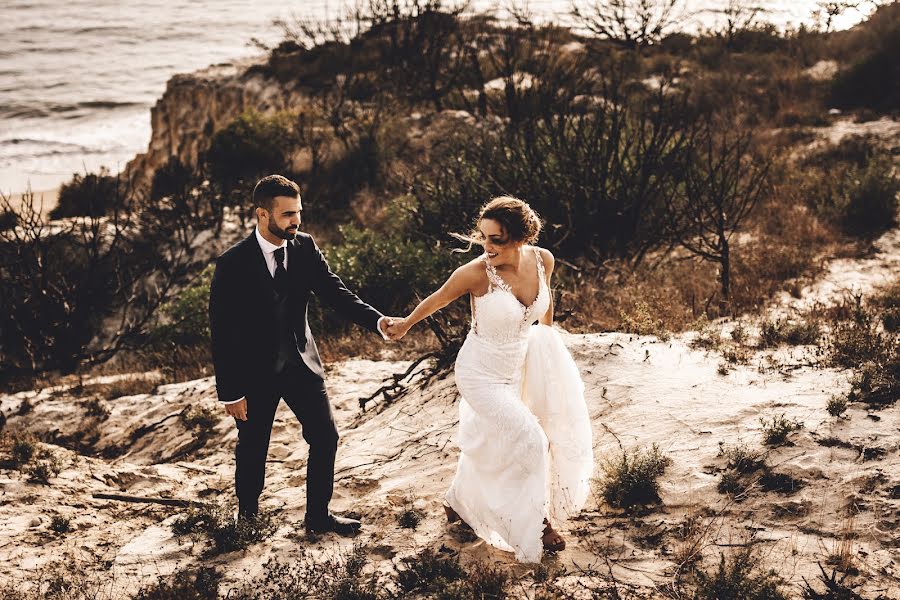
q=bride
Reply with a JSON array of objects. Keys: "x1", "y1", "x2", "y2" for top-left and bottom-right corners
[{"x1": 386, "y1": 196, "x2": 593, "y2": 562}]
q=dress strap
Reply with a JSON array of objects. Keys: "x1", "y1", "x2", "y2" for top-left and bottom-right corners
[
  {"x1": 482, "y1": 254, "x2": 508, "y2": 293},
  {"x1": 533, "y1": 246, "x2": 546, "y2": 283}
]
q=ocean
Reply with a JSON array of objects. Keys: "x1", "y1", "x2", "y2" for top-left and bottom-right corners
[{"x1": 0, "y1": 0, "x2": 872, "y2": 195}]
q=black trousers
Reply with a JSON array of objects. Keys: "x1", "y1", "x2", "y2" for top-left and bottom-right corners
[{"x1": 234, "y1": 363, "x2": 338, "y2": 520}]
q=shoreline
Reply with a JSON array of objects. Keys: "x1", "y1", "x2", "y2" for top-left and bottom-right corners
[{"x1": 2, "y1": 188, "x2": 60, "y2": 217}]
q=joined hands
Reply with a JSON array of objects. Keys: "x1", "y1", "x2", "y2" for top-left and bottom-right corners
[{"x1": 381, "y1": 316, "x2": 411, "y2": 341}]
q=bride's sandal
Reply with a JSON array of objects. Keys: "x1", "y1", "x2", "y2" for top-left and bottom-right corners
[
  {"x1": 443, "y1": 501, "x2": 462, "y2": 524},
  {"x1": 542, "y1": 519, "x2": 566, "y2": 552}
]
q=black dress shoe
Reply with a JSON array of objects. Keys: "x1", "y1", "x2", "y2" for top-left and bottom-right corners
[
  {"x1": 238, "y1": 500, "x2": 259, "y2": 521},
  {"x1": 304, "y1": 513, "x2": 362, "y2": 535}
]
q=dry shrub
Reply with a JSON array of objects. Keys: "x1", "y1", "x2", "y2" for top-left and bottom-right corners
[
  {"x1": 560, "y1": 173, "x2": 832, "y2": 335},
  {"x1": 396, "y1": 494, "x2": 424, "y2": 530},
  {"x1": 692, "y1": 547, "x2": 790, "y2": 600},
  {"x1": 718, "y1": 443, "x2": 765, "y2": 474},
  {"x1": 827, "y1": 515, "x2": 857, "y2": 574},
  {"x1": 873, "y1": 279, "x2": 900, "y2": 332},
  {"x1": 826, "y1": 395, "x2": 848, "y2": 418},
  {"x1": 180, "y1": 405, "x2": 218, "y2": 434},
  {"x1": 760, "y1": 414, "x2": 804, "y2": 446},
  {"x1": 49, "y1": 515, "x2": 72, "y2": 534},
  {"x1": 560, "y1": 258, "x2": 716, "y2": 335},
  {"x1": 759, "y1": 316, "x2": 822, "y2": 348},
  {"x1": 619, "y1": 301, "x2": 672, "y2": 340},
  {"x1": 134, "y1": 567, "x2": 222, "y2": 600},
  {"x1": 0, "y1": 559, "x2": 108, "y2": 600},
  {"x1": 716, "y1": 443, "x2": 768, "y2": 499},
  {"x1": 171, "y1": 503, "x2": 276, "y2": 555},
  {"x1": 396, "y1": 547, "x2": 465, "y2": 594},
  {"x1": 802, "y1": 564, "x2": 866, "y2": 600},
  {"x1": 848, "y1": 357, "x2": 900, "y2": 407},
  {"x1": 729, "y1": 235, "x2": 821, "y2": 311},
  {"x1": 317, "y1": 325, "x2": 439, "y2": 364},
  {"x1": 232, "y1": 544, "x2": 380, "y2": 600}
]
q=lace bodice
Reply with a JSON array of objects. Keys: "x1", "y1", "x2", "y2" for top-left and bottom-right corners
[{"x1": 471, "y1": 247, "x2": 550, "y2": 344}]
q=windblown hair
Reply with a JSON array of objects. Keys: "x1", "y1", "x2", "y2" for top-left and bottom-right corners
[
  {"x1": 452, "y1": 196, "x2": 542, "y2": 252},
  {"x1": 253, "y1": 174, "x2": 301, "y2": 212}
]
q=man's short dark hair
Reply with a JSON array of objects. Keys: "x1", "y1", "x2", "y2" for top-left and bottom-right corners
[{"x1": 253, "y1": 174, "x2": 301, "y2": 212}]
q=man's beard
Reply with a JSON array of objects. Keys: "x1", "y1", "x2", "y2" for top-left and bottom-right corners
[{"x1": 268, "y1": 221, "x2": 297, "y2": 240}]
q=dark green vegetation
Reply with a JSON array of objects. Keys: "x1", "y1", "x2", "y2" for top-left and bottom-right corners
[
  {"x1": 598, "y1": 443, "x2": 672, "y2": 510},
  {"x1": 2, "y1": 1, "x2": 898, "y2": 394}
]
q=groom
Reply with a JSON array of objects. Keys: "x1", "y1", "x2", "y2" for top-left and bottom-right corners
[{"x1": 209, "y1": 174, "x2": 393, "y2": 535}]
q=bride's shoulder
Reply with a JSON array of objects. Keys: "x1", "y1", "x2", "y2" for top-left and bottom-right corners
[
  {"x1": 530, "y1": 246, "x2": 555, "y2": 268},
  {"x1": 458, "y1": 255, "x2": 489, "y2": 277}
]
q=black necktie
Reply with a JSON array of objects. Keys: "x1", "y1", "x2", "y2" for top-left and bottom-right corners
[{"x1": 273, "y1": 246, "x2": 288, "y2": 294}]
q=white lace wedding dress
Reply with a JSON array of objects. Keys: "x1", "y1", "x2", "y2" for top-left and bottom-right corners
[{"x1": 445, "y1": 247, "x2": 594, "y2": 563}]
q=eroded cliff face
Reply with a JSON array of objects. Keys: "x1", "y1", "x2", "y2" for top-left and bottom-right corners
[{"x1": 124, "y1": 57, "x2": 307, "y2": 192}]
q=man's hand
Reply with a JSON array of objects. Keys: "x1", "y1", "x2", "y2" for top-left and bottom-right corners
[
  {"x1": 379, "y1": 317, "x2": 394, "y2": 337},
  {"x1": 225, "y1": 398, "x2": 248, "y2": 421},
  {"x1": 379, "y1": 316, "x2": 405, "y2": 339}
]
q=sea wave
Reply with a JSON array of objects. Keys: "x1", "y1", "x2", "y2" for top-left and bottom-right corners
[
  {"x1": 0, "y1": 138, "x2": 99, "y2": 161},
  {"x1": 0, "y1": 100, "x2": 146, "y2": 119}
]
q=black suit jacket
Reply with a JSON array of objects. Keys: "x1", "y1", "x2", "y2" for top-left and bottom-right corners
[{"x1": 208, "y1": 231, "x2": 383, "y2": 403}]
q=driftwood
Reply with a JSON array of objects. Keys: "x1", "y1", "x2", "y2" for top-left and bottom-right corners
[
  {"x1": 357, "y1": 352, "x2": 438, "y2": 410},
  {"x1": 359, "y1": 318, "x2": 465, "y2": 411},
  {"x1": 92, "y1": 493, "x2": 200, "y2": 508}
]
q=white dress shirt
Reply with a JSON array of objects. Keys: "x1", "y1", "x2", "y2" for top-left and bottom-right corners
[{"x1": 255, "y1": 226, "x2": 288, "y2": 276}]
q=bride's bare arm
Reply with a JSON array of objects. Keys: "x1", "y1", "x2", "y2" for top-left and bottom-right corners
[
  {"x1": 389, "y1": 261, "x2": 483, "y2": 338},
  {"x1": 538, "y1": 248, "x2": 555, "y2": 326}
]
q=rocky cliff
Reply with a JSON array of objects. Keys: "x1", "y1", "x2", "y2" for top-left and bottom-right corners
[{"x1": 124, "y1": 57, "x2": 307, "y2": 192}]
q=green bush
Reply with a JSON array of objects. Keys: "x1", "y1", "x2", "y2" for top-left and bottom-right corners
[
  {"x1": 49, "y1": 168, "x2": 122, "y2": 219},
  {"x1": 873, "y1": 280, "x2": 900, "y2": 332},
  {"x1": 319, "y1": 222, "x2": 467, "y2": 331},
  {"x1": 151, "y1": 265, "x2": 214, "y2": 347},
  {"x1": 599, "y1": 444, "x2": 672, "y2": 510},
  {"x1": 150, "y1": 157, "x2": 194, "y2": 201},
  {"x1": 0, "y1": 210, "x2": 16, "y2": 232},
  {"x1": 410, "y1": 85, "x2": 696, "y2": 263},
  {"x1": 808, "y1": 155, "x2": 899, "y2": 239},
  {"x1": 830, "y1": 27, "x2": 900, "y2": 112},
  {"x1": 205, "y1": 111, "x2": 295, "y2": 190}
]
